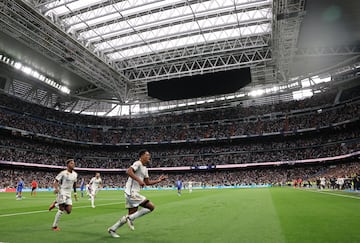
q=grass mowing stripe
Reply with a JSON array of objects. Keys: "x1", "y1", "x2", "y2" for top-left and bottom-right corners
[
  {"x1": 1, "y1": 189, "x2": 360, "y2": 243},
  {"x1": 147, "y1": 188, "x2": 285, "y2": 243},
  {"x1": 271, "y1": 187, "x2": 360, "y2": 243}
]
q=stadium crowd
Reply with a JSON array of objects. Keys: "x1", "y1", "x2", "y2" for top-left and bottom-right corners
[
  {"x1": 0, "y1": 84, "x2": 359, "y2": 189},
  {"x1": 0, "y1": 122, "x2": 359, "y2": 168},
  {"x1": 0, "y1": 88, "x2": 338, "y2": 127},
  {"x1": 0, "y1": 93, "x2": 359, "y2": 144},
  {"x1": 1, "y1": 161, "x2": 360, "y2": 189}
]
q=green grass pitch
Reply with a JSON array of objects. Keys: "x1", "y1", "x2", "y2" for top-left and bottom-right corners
[{"x1": 1, "y1": 188, "x2": 360, "y2": 243}]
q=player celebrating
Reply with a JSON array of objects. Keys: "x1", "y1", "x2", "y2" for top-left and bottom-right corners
[
  {"x1": 89, "y1": 173, "x2": 102, "y2": 208},
  {"x1": 188, "y1": 181, "x2": 193, "y2": 193},
  {"x1": 107, "y1": 149, "x2": 168, "y2": 238},
  {"x1": 51, "y1": 159, "x2": 78, "y2": 231}
]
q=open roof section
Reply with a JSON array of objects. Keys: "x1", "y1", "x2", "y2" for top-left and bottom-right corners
[
  {"x1": 31, "y1": 0, "x2": 275, "y2": 100},
  {"x1": 7, "y1": 0, "x2": 358, "y2": 117},
  {"x1": 0, "y1": 0, "x2": 359, "y2": 116},
  {"x1": 41, "y1": 0, "x2": 272, "y2": 60}
]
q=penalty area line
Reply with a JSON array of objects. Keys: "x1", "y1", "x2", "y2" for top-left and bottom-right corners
[{"x1": 0, "y1": 201, "x2": 124, "y2": 218}]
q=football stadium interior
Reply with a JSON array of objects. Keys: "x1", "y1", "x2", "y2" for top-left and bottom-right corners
[{"x1": 0, "y1": 0, "x2": 359, "y2": 242}]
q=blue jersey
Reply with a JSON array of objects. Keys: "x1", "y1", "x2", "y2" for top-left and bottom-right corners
[
  {"x1": 176, "y1": 180, "x2": 182, "y2": 189},
  {"x1": 80, "y1": 179, "x2": 85, "y2": 190},
  {"x1": 17, "y1": 180, "x2": 24, "y2": 192}
]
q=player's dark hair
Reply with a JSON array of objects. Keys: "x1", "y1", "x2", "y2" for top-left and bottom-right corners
[
  {"x1": 139, "y1": 149, "x2": 149, "y2": 157},
  {"x1": 66, "y1": 159, "x2": 74, "y2": 165}
]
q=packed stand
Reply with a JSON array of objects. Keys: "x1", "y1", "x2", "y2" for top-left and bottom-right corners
[
  {"x1": 0, "y1": 122, "x2": 359, "y2": 168},
  {"x1": 2, "y1": 161, "x2": 360, "y2": 189},
  {"x1": 0, "y1": 92, "x2": 359, "y2": 144}
]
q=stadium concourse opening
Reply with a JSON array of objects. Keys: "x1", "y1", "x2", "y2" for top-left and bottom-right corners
[{"x1": 147, "y1": 67, "x2": 251, "y2": 101}]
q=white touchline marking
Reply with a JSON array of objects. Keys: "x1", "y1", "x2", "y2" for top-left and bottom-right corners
[
  {"x1": 0, "y1": 201, "x2": 124, "y2": 218},
  {"x1": 0, "y1": 209, "x2": 48, "y2": 217},
  {"x1": 301, "y1": 189, "x2": 360, "y2": 200}
]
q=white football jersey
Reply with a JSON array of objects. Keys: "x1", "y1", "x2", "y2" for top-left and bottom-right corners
[
  {"x1": 56, "y1": 170, "x2": 78, "y2": 196},
  {"x1": 90, "y1": 177, "x2": 102, "y2": 190},
  {"x1": 125, "y1": 160, "x2": 149, "y2": 195}
]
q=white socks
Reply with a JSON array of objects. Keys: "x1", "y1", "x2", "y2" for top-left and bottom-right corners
[
  {"x1": 109, "y1": 208, "x2": 151, "y2": 231},
  {"x1": 110, "y1": 216, "x2": 127, "y2": 231},
  {"x1": 90, "y1": 195, "x2": 95, "y2": 207},
  {"x1": 52, "y1": 210, "x2": 63, "y2": 227},
  {"x1": 128, "y1": 208, "x2": 151, "y2": 221}
]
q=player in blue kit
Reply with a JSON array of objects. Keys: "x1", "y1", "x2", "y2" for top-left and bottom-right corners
[
  {"x1": 80, "y1": 178, "x2": 85, "y2": 197},
  {"x1": 176, "y1": 179, "x2": 182, "y2": 196},
  {"x1": 16, "y1": 178, "x2": 24, "y2": 200}
]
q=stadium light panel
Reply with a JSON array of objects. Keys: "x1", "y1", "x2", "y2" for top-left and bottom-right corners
[
  {"x1": 292, "y1": 89, "x2": 313, "y2": 100},
  {"x1": 14, "y1": 62, "x2": 22, "y2": 69},
  {"x1": 32, "y1": 71, "x2": 40, "y2": 79},
  {"x1": 236, "y1": 93, "x2": 245, "y2": 98},
  {"x1": 311, "y1": 75, "x2": 331, "y2": 84},
  {"x1": 265, "y1": 86, "x2": 279, "y2": 94},
  {"x1": 22, "y1": 66, "x2": 32, "y2": 75},
  {"x1": 0, "y1": 53, "x2": 71, "y2": 94},
  {"x1": 301, "y1": 78, "x2": 311, "y2": 88},
  {"x1": 248, "y1": 89, "x2": 265, "y2": 97},
  {"x1": 60, "y1": 86, "x2": 70, "y2": 94},
  {"x1": 39, "y1": 75, "x2": 45, "y2": 82}
]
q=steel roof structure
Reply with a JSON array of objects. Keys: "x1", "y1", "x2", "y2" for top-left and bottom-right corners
[{"x1": 0, "y1": 0, "x2": 359, "y2": 116}]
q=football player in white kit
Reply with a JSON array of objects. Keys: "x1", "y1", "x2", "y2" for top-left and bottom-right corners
[
  {"x1": 89, "y1": 173, "x2": 102, "y2": 208},
  {"x1": 188, "y1": 181, "x2": 193, "y2": 193},
  {"x1": 51, "y1": 159, "x2": 78, "y2": 231},
  {"x1": 107, "y1": 149, "x2": 168, "y2": 238}
]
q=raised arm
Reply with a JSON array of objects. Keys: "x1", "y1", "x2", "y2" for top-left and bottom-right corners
[{"x1": 144, "y1": 175, "x2": 168, "y2": 186}]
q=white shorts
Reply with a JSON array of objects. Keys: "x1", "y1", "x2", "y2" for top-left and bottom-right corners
[
  {"x1": 125, "y1": 192, "x2": 146, "y2": 209},
  {"x1": 57, "y1": 193, "x2": 73, "y2": 206},
  {"x1": 90, "y1": 187, "x2": 98, "y2": 196}
]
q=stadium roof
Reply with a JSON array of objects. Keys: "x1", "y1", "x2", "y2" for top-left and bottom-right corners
[{"x1": 0, "y1": 0, "x2": 359, "y2": 115}]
